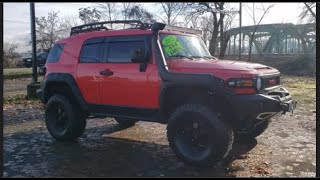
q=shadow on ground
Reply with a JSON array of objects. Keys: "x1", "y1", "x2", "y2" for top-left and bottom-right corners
[{"x1": 4, "y1": 120, "x2": 257, "y2": 177}]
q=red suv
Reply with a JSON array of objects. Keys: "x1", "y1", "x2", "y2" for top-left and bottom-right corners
[{"x1": 39, "y1": 20, "x2": 297, "y2": 167}]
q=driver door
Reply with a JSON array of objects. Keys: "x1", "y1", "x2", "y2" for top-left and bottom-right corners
[{"x1": 99, "y1": 35, "x2": 160, "y2": 108}]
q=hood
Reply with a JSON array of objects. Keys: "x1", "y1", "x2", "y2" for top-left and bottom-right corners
[{"x1": 168, "y1": 58, "x2": 280, "y2": 80}]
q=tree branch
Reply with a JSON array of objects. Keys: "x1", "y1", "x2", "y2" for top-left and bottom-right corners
[{"x1": 304, "y1": 2, "x2": 316, "y2": 18}]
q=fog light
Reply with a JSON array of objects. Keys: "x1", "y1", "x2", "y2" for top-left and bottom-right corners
[{"x1": 256, "y1": 77, "x2": 262, "y2": 90}]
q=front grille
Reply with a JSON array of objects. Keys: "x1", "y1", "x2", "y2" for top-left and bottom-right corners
[{"x1": 261, "y1": 75, "x2": 280, "y2": 89}]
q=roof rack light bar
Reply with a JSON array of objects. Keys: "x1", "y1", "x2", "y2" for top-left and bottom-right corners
[{"x1": 164, "y1": 24, "x2": 202, "y2": 35}]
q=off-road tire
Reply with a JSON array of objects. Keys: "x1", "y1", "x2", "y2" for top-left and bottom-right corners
[
  {"x1": 45, "y1": 94, "x2": 86, "y2": 141},
  {"x1": 167, "y1": 104, "x2": 234, "y2": 167}
]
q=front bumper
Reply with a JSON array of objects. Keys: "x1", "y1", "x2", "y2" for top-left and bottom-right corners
[
  {"x1": 266, "y1": 87, "x2": 297, "y2": 114},
  {"x1": 227, "y1": 86, "x2": 297, "y2": 130}
]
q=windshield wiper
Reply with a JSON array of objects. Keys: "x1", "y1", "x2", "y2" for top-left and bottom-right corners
[
  {"x1": 169, "y1": 55, "x2": 194, "y2": 60},
  {"x1": 189, "y1": 55, "x2": 203, "y2": 59},
  {"x1": 188, "y1": 55, "x2": 219, "y2": 60},
  {"x1": 202, "y1": 56, "x2": 219, "y2": 60}
]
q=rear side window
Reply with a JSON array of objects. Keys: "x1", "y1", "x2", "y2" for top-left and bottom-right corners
[
  {"x1": 80, "y1": 43, "x2": 102, "y2": 63},
  {"x1": 47, "y1": 44, "x2": 64, "y2": 63},
  {"x1": 107, "y1": 41, "x2": 145, "y2": 63}
]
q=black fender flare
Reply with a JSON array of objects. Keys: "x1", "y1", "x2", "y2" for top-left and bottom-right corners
[
  {"x1": 42, "y1": 73, "x2": 88, "y2": 111},
  {"x1": 151, "y1": 23, "x2": 226, "y2": 119}
]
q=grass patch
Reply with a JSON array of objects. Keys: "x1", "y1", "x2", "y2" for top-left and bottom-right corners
[
  {"x1": 4, "y1": 68, "x2": 32, "y2": 76},
  {"x1": 3, "y1": 68, "x2": 44, "y2": 80},
  {"x1": 281, "y1": 75, "x2": 316, "y2": 84},
  {"x1": 282, "y1": 76, "x2": 316, "y2": 104},
  {"x1": 286, "y1": 82, "x2": 316, "y2": 89}
]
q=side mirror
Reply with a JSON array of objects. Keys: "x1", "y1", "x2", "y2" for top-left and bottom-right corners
[
  {"x1": 131, "y1": 48, "x2": 146, "y2": 63},
  {"x1": 38, "y1": 66, "x2": 46, "y2": 76},
  {"x1": 131, "y1": 47, "x2": 148, "y2": 72},
  {"x1": 140, "y1": 63, "x2": 147, "y2": 72}
]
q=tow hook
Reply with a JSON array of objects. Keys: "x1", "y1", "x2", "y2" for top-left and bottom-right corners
[
  {"x1": 281, "y1": 100, "x2": 297, "y2": 114},
  {"x1": 281, "y1": 104, "x2": 288, "y2": 114}
]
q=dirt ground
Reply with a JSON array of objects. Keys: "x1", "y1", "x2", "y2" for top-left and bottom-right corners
[
  {"x1": 3, "y1": 77, "x2": 32, "y2": 97},
  {"x1": 3, "y1": 77, "x2": 316, "y2": 177}
]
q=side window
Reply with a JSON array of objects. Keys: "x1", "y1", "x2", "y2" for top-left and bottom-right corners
[
  {"x1": 107, "y1": 41, "x2": 145, "y2": 63},
  {"x1": 47, "y1": 44, "x2": 64, "y2": 63},
  {"x1": 80, "y1": 43, "x2": 102, "y2": 63}
]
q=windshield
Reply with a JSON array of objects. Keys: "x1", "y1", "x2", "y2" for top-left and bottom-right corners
[{"x1": 159, "y1": 33, "x2": 213, "y2": 60}]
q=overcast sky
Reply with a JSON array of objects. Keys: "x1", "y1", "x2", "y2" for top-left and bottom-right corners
[{"x1": 3, "y1": 2, "x2": 306, "y2": 53}]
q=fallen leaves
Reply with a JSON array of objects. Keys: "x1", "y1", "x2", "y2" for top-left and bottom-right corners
[{"x1": 4, "y1": 94, "x2": 41, "y2": 105}]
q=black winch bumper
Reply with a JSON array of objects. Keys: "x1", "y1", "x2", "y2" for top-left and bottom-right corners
[{"x1": 227, "y1": 86, "x2": 297, "y2": 130}]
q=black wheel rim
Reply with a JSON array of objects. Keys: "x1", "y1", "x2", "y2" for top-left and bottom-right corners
[
  {"x1": 174, "y1": 114, "x2": 213, "y2": 161},
  {"x1": 47, "y1": 102, "x2": 69, "y2": 136}
]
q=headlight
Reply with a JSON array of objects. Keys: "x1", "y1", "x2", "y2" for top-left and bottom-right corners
[
  {"x1": 226, "y1": 77, "x2": 258, "y2": 94},
  {"x1": 227, "y1": 78, "x2": 255, "y2": 88},
  {"x1": 256, "y1": 77, "x2": 262, "y2": 90}
]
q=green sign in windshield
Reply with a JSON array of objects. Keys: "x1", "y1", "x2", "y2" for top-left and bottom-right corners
[{"x1": 161, "y1": 35, "x2": 184, "y2": 56}]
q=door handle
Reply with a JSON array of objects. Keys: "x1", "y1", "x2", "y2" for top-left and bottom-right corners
[{"x1": 100, "y1": 69, "x2": 113, "y2": 76}]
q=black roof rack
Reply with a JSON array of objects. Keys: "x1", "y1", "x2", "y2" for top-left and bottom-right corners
[
  {"x1": 70, "y1": 20, "x2": 151, "y2": 36},
  {"x1": 70, "y1": 20, "x2": 202, "y2": 36}
]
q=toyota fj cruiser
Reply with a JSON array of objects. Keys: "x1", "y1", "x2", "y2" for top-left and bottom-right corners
[{"x1": 38, "y1": 20, "x2": 297, "y2": 167}]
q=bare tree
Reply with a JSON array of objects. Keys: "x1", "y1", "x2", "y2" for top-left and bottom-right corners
[
  {"x1": 120, "y1": 3, "x2": 136, "y2": 28},
  {"x1": 245, "y1": 3, "x2": 275, "y2": 61},
  {"x1": 295, "y1": 3, "x2": 315, "y2": 57},
  {"x1": 219, "y1": 11, "x2": 237, "y2": 57},
  {"x1": 96, "y1": 3, "x2": 120, "y2": 28},
  {"x1": 216, "y1": 3, "x2": 226, "y2": 58},
  {"x1": 3, "y1": 42, "x2": 21, "y2": 68},
  {"x1": 198, "y1": 14, "x2": 214, "y2": 46},
  {"x1": 79, "y1": 7, "x2": 102, "y2": 24},
  {"x1": 186, "y1": 3, "x2": 227, "y2": 56},
  {"x1": 177, "y1": 14, "x2": 212, "y2": 46},
  {"x1": 157, "y1": 3, "x2": 187, "y2": 25},
  {"x1": 299, "y1": 2, "x2": 316, "y2": 23},
  {"x1": 60, "y1": 15, "x2": 81, "y2": 38},
  {"x1": 223, "y1": 11, "x2": 237, "y2": 31},
  {"x1": 124, "y1": 5, "x2": 155, "y2": 23},
  {"x1": 121, "y1": 3, "x2": 136, "y2": 20},
  {"x1": 179, "y1": 14, "x2": 200, "y2": 28},
  {"x1": 35, "y1": 11, "x2": 63, "y2": 51}
]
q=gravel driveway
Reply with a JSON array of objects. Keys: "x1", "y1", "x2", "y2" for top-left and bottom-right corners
[{"x1": 3, "y1": 77, "x2": 316, "y2": 177}]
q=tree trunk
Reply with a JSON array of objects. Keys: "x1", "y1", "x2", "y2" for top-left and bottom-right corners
[
  {"x1": 248, "y1": 31, "x2": 256, "y2": 61},
  {"x1": 209, "y1": 14, "x2": 219, "y2": 56},
  {"x1": 219, "y1": 13, "x2": 225, "y2": 59},
  {"x1": 220, "y1": 35, "x2": 229, "y2": 59}
]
